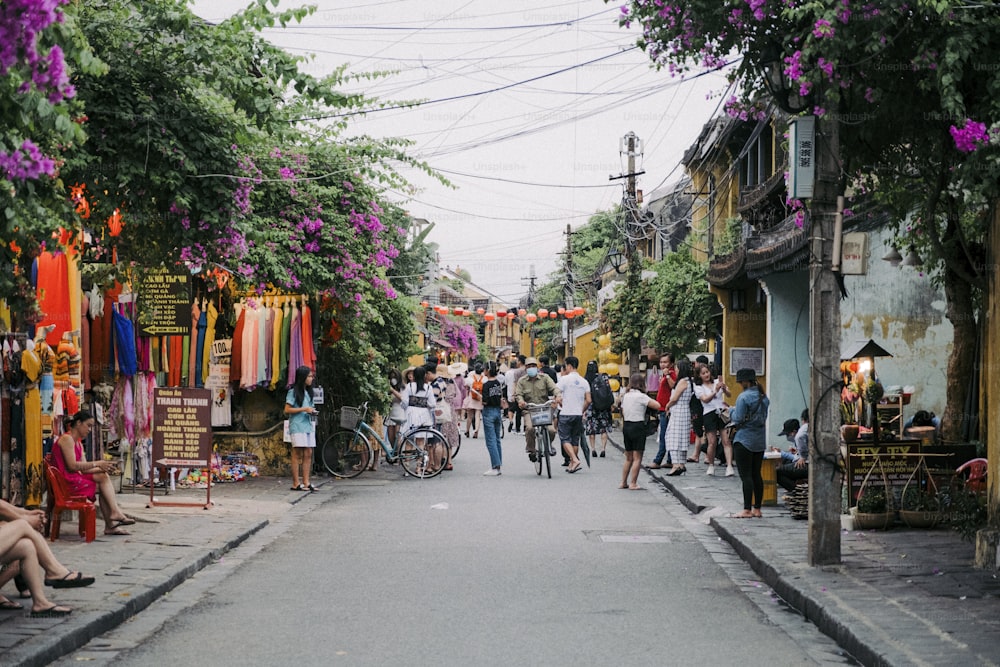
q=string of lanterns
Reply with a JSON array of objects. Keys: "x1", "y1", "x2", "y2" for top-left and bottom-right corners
[{"x1": 419, "y1": 302, "x2": 587, "y2": 322}]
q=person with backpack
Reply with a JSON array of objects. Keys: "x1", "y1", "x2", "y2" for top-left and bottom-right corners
[
  {"x1": 729, "y1": 368, "x2": 771, "y2": 518},
  {"x1": 583, "y1": 360, "x2": 614, "y2": 458},
  {"x1": 693, "y1": 363, "x2": 734, "y2": 477},
  {"x1": 463, "y1": 363, "x2": 485, "y2": 439}
]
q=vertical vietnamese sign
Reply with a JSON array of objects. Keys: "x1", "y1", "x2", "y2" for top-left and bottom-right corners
[
  {"x1": 151, "y1": 387, "x2": 213, "y2": 508},
  {"x1": 789, "y1": 115, "x2": 816, "y2": 199}
]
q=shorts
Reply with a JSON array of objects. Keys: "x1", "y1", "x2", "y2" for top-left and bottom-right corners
[
  {"x1": 702, "y1": 409, "x2": 724, "y2": 434},
  {"x1": 691, "y1": 415, "x2": 705, "y2": 438},
  {"x1": 557, "y1": 414, "x2": 584, "y2": 445},
  {"x1": 290, "y1": 431, "x2": 316, "y2": 448},
  {"x1": 622, "y1": 421, "x2": 647, "y2": 451}
]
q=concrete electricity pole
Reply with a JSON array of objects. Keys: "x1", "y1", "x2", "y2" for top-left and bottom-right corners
[
  {"x1": 564, "y1": 223, "x2": 575, "y2": 357},
  {"x1": 807, "y1": 116, "x2": 843, "y2": 566}
]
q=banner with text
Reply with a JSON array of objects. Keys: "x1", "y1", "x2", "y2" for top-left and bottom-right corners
[{"x1": 153, "y1": 387, "x2": 212, "y2": 467}]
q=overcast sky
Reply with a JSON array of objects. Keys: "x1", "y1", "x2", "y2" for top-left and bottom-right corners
[{"x1": 193, "y1": 0, "x2": 732, "y2": 304}]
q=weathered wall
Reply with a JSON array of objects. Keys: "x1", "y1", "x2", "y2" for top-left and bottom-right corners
[
  {"x1": 839, "y1": 227, "x2": 952, "y2": 420},
  {"x1": 761, "y1": 271, "x2": 811, "y2": 439}
]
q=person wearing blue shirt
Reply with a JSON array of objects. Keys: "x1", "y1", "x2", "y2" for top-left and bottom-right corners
[
  {"x1": 729, "y1": 368, "x2": 770, "y2": 518},
  {"x1": 776, "y1": 409, "x2": 809, "y2": 492},
  {"x1": 285, "y1": 365, "x2": 318, "y2": 491}
]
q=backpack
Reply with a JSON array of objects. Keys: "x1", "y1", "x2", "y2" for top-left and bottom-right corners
[
  {"x1": 471, "y1": 373, "x2": 484, "y2": 400},
  {"x1": 591, "y1": 374, "x2": 614, "y2": 411},
  {"x1": 688, "y1": 382, "x2": 703, "y2": 419}
]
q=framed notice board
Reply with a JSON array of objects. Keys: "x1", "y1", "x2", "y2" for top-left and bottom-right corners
[
  {"x1": 137, "y1": 268, "x2": 191, "y2": 336},
  {"x1": 729, "y1": 347, "x2": 764, "y2": 376},
  {"x1": 846, "y1": 441, "x2": 922, "y2": 506}
]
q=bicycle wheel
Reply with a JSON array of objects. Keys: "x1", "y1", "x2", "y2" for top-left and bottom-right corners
[
  {"x1": 449, "y1": 430, "x2": 461, "y2": 460},
  {"x1": 399, "y1": 427, "x2": 447, "y2": 479},
  {"x1": 321, "y1": 430, "x2": 371, "y2": 478},
  {"x1": 534, "y1": 428, "x2": 544, "y2": 476},
  {"x1": 541, "y1": 428, "x2": 552, "y2": 479}
]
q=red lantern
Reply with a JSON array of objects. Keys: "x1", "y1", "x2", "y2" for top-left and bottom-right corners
[
  {"x1": 526, "y1": 313, "x2": 537, "y2": 323},
  {"x1": 477, "y1": 308, "x2": 485, "y2": 315},
  {"x1": 549, "y1": 312, "x2": 558, "y2": 319},
  {"x1": 576, "y1": 307, "x2": 585, "y2": 316},
  {"x1": 538, "y1": 308, "x2": 548, "y2": 318},
  {"x1": 485, "y1": 313, "x2": 495, "y2": 322},
  {"x1": 518, "y1": 308, "x2": 526, "y2": 316},
  {"x1": 497, "y1": 310, "x2": 507, "y2": 317},
  {"x1": 420, "y1": 300, "x2": 429, "y2": 308},
  {"x1": 506, "y1": 312, "x2": 515, "y2": 319},
  {"x1": 107, "y1": 208, "x2": 124, "y2": 237},
  {"x1": 557, "y1": 307, "x2": 565, "y2": 315}
]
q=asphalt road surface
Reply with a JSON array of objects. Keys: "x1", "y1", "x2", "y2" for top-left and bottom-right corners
[{"x1": 60, "y1": 433, "x2": 853, "y2": 666}]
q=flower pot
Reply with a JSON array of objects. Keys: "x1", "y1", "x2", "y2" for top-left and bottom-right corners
[
  {"x1": 851, "y1": 509, "x2": 894, "y2": 530},
  {"x1": 899, "y1": 509, "x2": 942, "y2": 529},
  {"x1": 840, "y1": 424, "x2": 860, "y2": 443}
]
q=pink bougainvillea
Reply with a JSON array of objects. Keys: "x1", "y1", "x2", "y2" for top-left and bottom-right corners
[{"x1": 949, "y1": 120, "x2": 990, "y2": 154}]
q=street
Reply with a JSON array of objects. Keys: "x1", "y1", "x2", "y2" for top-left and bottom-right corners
[{"x1": 59, "y1": 433, "x2": 850, "y2": 666}]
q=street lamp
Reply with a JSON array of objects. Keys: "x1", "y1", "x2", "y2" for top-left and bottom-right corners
[
  {"x1": 608, "y1": 248, "x2": 626, "y2": 274},
  {"x1": 901, "y1": 246, "x2": 924, "y2": 268},
  {"x1": 759, "y1": 42, "x2": 810, "y2": 114},
  {"x1": 882, "y1": 247, "x2": 903, "y2": 267}
]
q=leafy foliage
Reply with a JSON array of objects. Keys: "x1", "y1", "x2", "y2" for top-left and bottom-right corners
[{"x1": 645, "y1": 250, "x2": 718, "y2": 352}]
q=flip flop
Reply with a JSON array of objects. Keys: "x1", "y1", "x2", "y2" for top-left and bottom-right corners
[
  {"x1": 29, "y1": 605, "x2": 72, "y2": 618},
  {"x1": 44, "y1": 572, "x2": 96, "y2": 588},
  {"x1": 104, "y1": 526, "x2": 130, "y2": 536},
  {"x1": 0, "y1": 598, "x2": 22, "y2": 610},
  {"x1": 112, "y1": 517, "x2": 136, "y2": 527}
]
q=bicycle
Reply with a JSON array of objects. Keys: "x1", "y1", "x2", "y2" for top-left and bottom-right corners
[
  {"x1": 321, "y1": 403, "x2": 449, "y2": 479},
  {"x1": 525, "y1": 401, "x2": 556, "y2": 479}
]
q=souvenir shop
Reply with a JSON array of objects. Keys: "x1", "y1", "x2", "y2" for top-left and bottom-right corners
[{"x1": 0, "y1": 246, "x2": 317, "y2": 507}]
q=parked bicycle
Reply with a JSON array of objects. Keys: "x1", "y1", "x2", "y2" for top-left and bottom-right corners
[
  {"x1": 525, "y1": 401, "x2": 556, "y2": 479},
  {"x1": 321, "y1": 403, "x2": 449, "y2": 479}
]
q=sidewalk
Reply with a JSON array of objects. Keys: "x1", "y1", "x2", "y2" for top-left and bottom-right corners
[
  {"x1": 0, "y1": 476, "x2": 315, "y2": 667},
  {"x1": 645, "y1": 459, "x2": 1000, "y2": 667}
]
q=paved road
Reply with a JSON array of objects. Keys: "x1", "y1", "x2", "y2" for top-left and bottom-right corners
[{"x1": 60, "y1": 433, "x2": 850, "y2": 666}]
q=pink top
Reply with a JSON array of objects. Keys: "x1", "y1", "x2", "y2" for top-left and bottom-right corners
[{"x1": 52, "y1": 438, "x2": 97, "y2": 499}]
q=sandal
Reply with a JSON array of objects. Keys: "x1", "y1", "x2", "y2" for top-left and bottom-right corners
[
  {"x1": 111, "y1": 517, "x2": 136, "y2": 527},
  {"x1": 30, "y1": 604, "x2": 72, "y2": 618},
  {"x1": 645, "y1": 463, "x2": 662, "y2": 469},
  {"x1": 104, "y1": 526, "x2": 130, "y2": 536},
  {"x1": 44, "y1": 572, "x2": 95, "y2": 588},
  {"x1": 731, "y1": 510, "x2": 754, "y2": 519},
  {"x1": 290, "y1": 484, "x2": 305, "y2": 491},
  {"x1": 306, "y1": 484, "x2": 317, "y2": 492},
  {"x1": 750, "y1": 509, "x2": 763, "y2": 518},
  {"x1": 0, "y1": 597, "x2": 22, "y2": 610}
]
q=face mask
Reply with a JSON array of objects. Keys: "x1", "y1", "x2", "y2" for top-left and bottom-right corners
[
  {"x1": 526, "y1": 368, "x2": 539, "y2": 378},
  {"x1": 390, "y1": 377, "x2": 398, "y2": 387}
]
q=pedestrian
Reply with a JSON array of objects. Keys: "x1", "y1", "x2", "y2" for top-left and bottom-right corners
[
  {"x1": 505, "y1": 355, "x2": 525, "y2": 433},
  {"x1": 425, "y1": 362, "x2": 458, "y2": 470},
  {"x1": 555, "y1": 356, "x2": 590, "y2": 473},
  {"x1": 539, "y1": 355, "x2": 558, "y2": 382},
  {"x1": 384, "y1": 368, "x2": 407, "y2": 471},
  {"x1": 693, "y1": 363, "x2": 734, "y2": 477},
  {"x1": 285, "y1": 365, "x2": 318, "y2": 491},
  {"x1": 481, "y1": 362, "x2": 505, "y2": 475},
  {"x1": 729, "y1": 368, "x2": 771, "y2": 518},
  {"x1": 401, "y1": 365, "x2": 440, "y2": 474},
  {"x1": 52, "y1": 411, "x2": 136, "y2": 534},
  {"x1": 648, "y1": 353, "x2": 676, "y2": 469},
  {"x1": 620, "y1": 372, "x2": 661, "y2": 489},
  {"x1": 776, "y1": 409, "x2": 809, "y2": 492},
  {"x1": 662, "y1": 358, "x2": 695, "y2": 476},
  {"x1": 464, "y1": 363, "x2": 485, "y2": 439},
  {"x1": 583, "y1": 360, "x2": 614, "y2": 458}
]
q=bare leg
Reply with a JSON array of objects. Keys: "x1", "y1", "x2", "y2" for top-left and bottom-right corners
[
  {"x1": 301, "y1": 448, "x2": 312, "y2": 487},
  {"x1": 705, "y1": 431, "x2": 718, "y2": 468},
  {"x1": 2, "y1": 538, "x2": 67, "y2": 614},
  {"x1": 290, "y1": 448, "x2": 302, "y2": 487},
  {"x1": 92, "y1": 471, "x2": 129, "y2": 529},
  {"x1": 721, "y1": 431, "x2": 734, "y2": 467},
  {"x1": 628, "y1": 452, "x2": 643, "y2": 488},
  {"x1": 1, "y1": 520, "x2": 83, "y2": 581},
  {"x1": 620, "y1": 453, "x2": 630, "y2": 488},
  {"x1": 600, "y1": 432, "x2": 608, "y2": 454}
]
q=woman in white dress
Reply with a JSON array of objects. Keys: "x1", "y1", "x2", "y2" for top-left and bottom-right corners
[
  {"x1": 694, "y1": 364, "x2": 734, "y2": 477},
  {"x1": 663, "y1": 359, "x2": 694, "y2": 476},
  {"x1": 399, "y1": 366, "x2": 439, "y2": 472}
]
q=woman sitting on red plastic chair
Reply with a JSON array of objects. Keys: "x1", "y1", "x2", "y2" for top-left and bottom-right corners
[{"x1": 52, "y1": 410, "x2": 134, "y2": 536}]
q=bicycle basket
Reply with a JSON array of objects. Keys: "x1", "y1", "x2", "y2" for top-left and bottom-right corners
[
  {"x1": 339, "y1": 406, "x2": 362, "y2": 430},
  {"x1": 528, "y1": 406, "x2": 553, "y2": 426}
]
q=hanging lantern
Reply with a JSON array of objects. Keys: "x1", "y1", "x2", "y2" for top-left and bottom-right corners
[
  {"x1": 526, "y1": 313, "x2": 537, "y2": 323},
  {"x1": 518, "y1": 308, "x2": 526, "y2": 316},
  {"x1": 576, "y1": 307, "x2": 585, "y2": 316},
  {"x1": 549, "y1": 312, "x2": 558, "y2": 319},
  {"x1": 484, "y1": 313, "x2": 495, "y2": 322},
  {"x1": 477, "y1": 307, "x2": 485, "y2": 315},
  {"x1": 420, "y1": 300, "x2": 430, "y2": 308},
  {"x1": 497, "y1": 309, "x2": 507, "y2": 317},
  {"x1": 107, "y1": 208, "x2": 123, "y2": 237},
  {"x1": 506, "y1": 312, "x2": 515, "y2": 319},
  {"x1": 557, "y1": 307, "x2": 565, "y2": 315},
  {"x1": 538, "y1": 308, "x2": 549, "y2": 318}
]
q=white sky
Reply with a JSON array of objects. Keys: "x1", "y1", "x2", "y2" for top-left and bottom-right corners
[{"x1": 192, "y1": 0, "x2": 733, "y2": 304}]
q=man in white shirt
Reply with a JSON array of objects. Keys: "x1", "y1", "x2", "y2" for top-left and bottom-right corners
[{"x1": 555, "y1": 356, "x2": 590, "y2": 473}]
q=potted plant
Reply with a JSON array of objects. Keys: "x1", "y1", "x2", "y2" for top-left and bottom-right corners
[
  {"x1": 853, "y1": 485, "x2": 894, "y2": 530},
  {"x1": 899, "y1": 486, "x2": 942, "y2": 528},
  {"x1": 840, "y1": 381, "x2": 860, "y2": 442}
]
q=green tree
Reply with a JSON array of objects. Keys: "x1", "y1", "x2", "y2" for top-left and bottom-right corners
[
  {"x1": 618, "y1": 0, "x2": 1000, "y2": 441},
  {"x1": 645, "y1": 250, "x2": 717, "y2": 353}
]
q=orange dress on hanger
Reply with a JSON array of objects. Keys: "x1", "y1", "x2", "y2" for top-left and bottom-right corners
[{"x1": 21, "y1": 346, "x2": 43, "y2": 506}]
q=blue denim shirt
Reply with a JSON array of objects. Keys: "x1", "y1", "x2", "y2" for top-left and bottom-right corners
[{"x1": 730, "y1": 385, "x2": 769, "y2": 452}]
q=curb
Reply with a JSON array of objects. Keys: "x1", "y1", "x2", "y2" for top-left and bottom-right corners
[{"x1": 5, "y1": 519, "x2": 268, "y2": 667}]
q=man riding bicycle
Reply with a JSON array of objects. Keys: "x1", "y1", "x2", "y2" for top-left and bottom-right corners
[{"x1": 515, "y1": 357, "x2": 561, "y2": 463}]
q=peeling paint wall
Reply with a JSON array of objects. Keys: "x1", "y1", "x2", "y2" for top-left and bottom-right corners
[{"x1": 839, "y1": 228, "x2": 952, "y2": 419}]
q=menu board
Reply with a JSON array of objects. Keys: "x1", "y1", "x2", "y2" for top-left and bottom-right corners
[
  {"x1": 152, "y1": 388, "x2": 212, "y2": 466},
  {"x1": 846, "y1": 441, "x2": 921, "y2": 506},
  {"x1": 137, "y1": 269, "x2": 191, "y2": 336}
]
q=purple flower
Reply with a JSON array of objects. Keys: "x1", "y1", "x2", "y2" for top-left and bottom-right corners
[{"x1": 950, "y1": 120, "x2": 990, "y2": 153}]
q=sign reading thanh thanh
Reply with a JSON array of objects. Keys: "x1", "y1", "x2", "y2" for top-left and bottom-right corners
[{"x1": 152, "y1": 387, "x2": 212, "y2": 467}]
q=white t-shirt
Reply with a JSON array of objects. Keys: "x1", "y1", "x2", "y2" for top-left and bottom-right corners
[
  {"x1": 556, "y1": 372, "x2": 590, "y2": 416},
  {"x1": 621, "y1": 389, "x2": 649, "y2": 422},
  {"x1": 694, "y1": 379, "x2": 727, "y2": 412}
]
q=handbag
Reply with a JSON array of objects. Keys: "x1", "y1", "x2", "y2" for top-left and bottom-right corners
[
  {"x1": 719, "y1": 406, "x2": 732, "y2": 425},
  {"x1": 434, "y1": 403, "x2": 453, "y2": 424}
]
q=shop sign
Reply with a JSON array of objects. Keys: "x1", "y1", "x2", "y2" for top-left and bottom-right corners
[
  {"x1": 846, "y1": 442, "x2": 920, "y2": 506},
  {"x1": 137, "y1": 269, "x2": 191, "y2": 336},
  {"x1": 729, "y1": 347, "x2": 764, "y2": 376},
  {"x1": 152, "y1": 387, "x2": 212, "y2": 466}
]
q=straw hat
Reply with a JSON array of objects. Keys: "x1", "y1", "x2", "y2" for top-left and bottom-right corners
[{"x1": 447, "y1": 361, "x2": 468, "y2": 377}]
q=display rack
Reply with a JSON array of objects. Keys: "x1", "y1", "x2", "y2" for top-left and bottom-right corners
[{"x1": 877, "y1": 395, "x2": 904, "y2": 437}]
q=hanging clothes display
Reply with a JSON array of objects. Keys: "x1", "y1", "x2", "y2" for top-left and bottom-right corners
[
  {"x1": 287, "y1": 302, "x2": 303, "y2": 385},
  {"x1": 300, "y1": 298, "x2": 316, "y2": 372},
  {"x1": 229, "y1": 302, "x2": 245, "y2": 385},
  {"x1": 201, "y1": 300, "x2": 217, "y2": 387},
  {"x1": 269, "y1": 300, "x2": 283, "y2": 390},
  {"x1": 279, "y1": 299, "x2": 291, "y2": 387},
  {"x1": 34, "y1": 251, "x2": 71, "y2": 347},
  {"x1": 111, "y1": 307, "x2": 137, "y2": 377},
  {"x1": 194, "y1": 303, "x2": 207, "y2": 388},
  {"x1": 21, "y1": 342, "x2": 43, "y2": 506}
]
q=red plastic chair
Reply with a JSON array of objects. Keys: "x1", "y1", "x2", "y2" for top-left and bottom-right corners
[
  {"x1": 43, "y1": 457, "x2": 96, "y2": 543},
  {"x1": 956, "y1": 458, "x2": 988, "y2": 495}
]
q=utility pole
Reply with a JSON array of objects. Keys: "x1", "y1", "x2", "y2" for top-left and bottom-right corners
[
  {"x1": 807, "y1": 116, "x2": 843, "y2": 566},
  {"x1": 622, "y1": 131, "x2": 643, "y2": 375},
  {"x1": 522, "y1": 266, "x2": 537, "y2": 356},
  {"x1": 564, "y1": 224, "x2": 575, "y2": 358}
]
